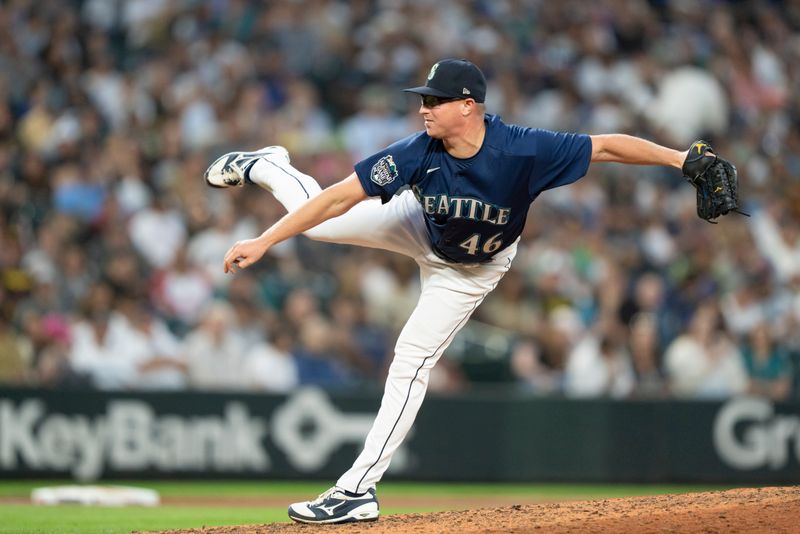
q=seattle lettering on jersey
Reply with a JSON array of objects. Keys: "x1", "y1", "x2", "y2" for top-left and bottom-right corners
[
  {"x1": 354, "y1": 114, "x2": 592, "y2": 263},
  {"x1": 413, "y1": 186, "x2": 510, "y2": 225}
]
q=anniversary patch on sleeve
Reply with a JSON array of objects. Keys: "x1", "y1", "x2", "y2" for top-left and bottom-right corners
[{"x1": 370, "y1": 155, "x2": 398, "y2": 186}]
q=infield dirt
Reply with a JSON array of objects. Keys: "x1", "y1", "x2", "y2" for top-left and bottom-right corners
[{"x1": 147, "y1": 486, "x2": 799, "y2": 534}]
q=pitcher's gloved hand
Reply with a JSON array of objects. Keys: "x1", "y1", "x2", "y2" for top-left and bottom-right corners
[{"x1": 682, "y1": 140, "x2": 746, "y2": 223}]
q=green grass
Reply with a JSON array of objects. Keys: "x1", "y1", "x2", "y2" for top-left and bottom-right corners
[
  {"x1": 0, "y1": 505, "x2": 284, "y2": 534},
  {"x1": 0, "y1": 480, "x2": 738, "y2": 534}
]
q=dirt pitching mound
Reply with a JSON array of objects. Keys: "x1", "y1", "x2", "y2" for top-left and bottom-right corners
[{"x1": 147, "y1": 486, "x2": 799, "y2": 534}]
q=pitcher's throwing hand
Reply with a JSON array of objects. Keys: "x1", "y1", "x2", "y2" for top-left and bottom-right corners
[{"x1": 222, "y1": 238, "x2": 268, "y2": 273}]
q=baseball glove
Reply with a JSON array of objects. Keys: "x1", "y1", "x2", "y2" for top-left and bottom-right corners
[{"x1": 682, "y1": 140, "x2": 747, "y2": 223}]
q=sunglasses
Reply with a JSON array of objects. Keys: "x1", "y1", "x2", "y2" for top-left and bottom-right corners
[{"x1": 420, "y1": 95, "x2": 463, "y2": 108}]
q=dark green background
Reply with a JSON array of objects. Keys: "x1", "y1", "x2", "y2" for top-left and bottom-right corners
[{"x1": 1, "y1": 387, "x2": 797, "y2": 483}]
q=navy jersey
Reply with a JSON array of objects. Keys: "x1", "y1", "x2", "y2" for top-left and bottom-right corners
[{"x1": 354, "y1": 114, "x2": 592, "y2": 263}]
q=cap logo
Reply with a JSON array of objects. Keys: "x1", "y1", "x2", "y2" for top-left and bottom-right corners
[
  {"x1": 462, "y1": 88, "x2": 470, "y2": 95},
  {"x1": 427, "y1": 63, "x2": 439, "y2": 81}
]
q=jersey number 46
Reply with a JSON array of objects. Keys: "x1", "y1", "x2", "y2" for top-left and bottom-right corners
[{"x1": 459, "y1": 232, "x2": 503, "y2": 256}]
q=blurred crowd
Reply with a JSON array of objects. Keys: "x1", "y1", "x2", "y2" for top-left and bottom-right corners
[{"x1": 1, "y1": 0, "x2": 799, "y2": 401}]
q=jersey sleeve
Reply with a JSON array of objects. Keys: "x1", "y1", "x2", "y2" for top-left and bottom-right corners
[
  {"x1": 528, "y1": 129, "x2": 592, "y2": 197},
  {"x1": 354, "y1": 132, "x2": 425, "y2": 204}
]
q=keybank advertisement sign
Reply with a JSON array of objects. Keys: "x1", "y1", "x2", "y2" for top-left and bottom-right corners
[
  {"x1": 0, "y1": 388, "x2": 408, "y2": 481},
  {"x1": 0, "y1": 389, "x2": 797, "y2": 482},
  {"x1": 0, "y1": 400, "x2": 268, "y2": 480}
]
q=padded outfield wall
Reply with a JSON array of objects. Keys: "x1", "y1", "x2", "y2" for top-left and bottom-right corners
[{"x1": 0, "y1": 387, "x2": 798, "y2": 483}]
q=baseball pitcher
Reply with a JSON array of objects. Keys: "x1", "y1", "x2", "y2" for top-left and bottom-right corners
[{"x1": 204, "y1": 59, "x2": 740, "y2": 524}]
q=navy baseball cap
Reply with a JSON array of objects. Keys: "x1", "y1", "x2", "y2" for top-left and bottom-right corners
[{"x1": 403, "y1": 59, "x2": 486, "y2": 103}]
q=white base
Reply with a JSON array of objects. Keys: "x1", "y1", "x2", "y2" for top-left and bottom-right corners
[{"x1": 31, "y1": 485, "x2": 160, "y2": 507}]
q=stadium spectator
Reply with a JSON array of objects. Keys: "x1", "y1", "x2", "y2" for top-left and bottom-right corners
[
  {"x1": 293, "y1": 315, "x2": 355, "y2": 388},
  {"x1": 509, "y1": 337, "x2": 561, "y2": 395},
  {"x1": 664, "y1": 302, "x2": 748, "y2": 399},
  {"x1": 128, "y1": 194, "x2": 187, "y2": 270},
  {"x1": 150, "y1": 245, "x2": 214, "y2": 333},
  {"x1": 242, "y1": 325, "x2": 299, "y2": 394},
  {"x1": 564, "y1": 331, "x2": 635, "y2": 399},
  {"x1": 741, "y1": 322, "x2": 793, "y2": 401},
  {"x1": 0, "y1": 316, "x2": 29, "y2": 384},
  {"x1": 627, "y1": 312, "x2": 668, "y2": 398},
  {"x1": 184, "y1": 301, "x2": 255, "y2": 391},
  {"x1": 115, "y1": 296, "x2": 187, "y2": 390},
  {"x1": 68, "y1": 285, "x2": 137, "y2": 390}
]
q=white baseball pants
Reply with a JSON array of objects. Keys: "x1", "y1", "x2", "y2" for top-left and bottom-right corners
[{"x1": 248, "y1": 157, "x2": 516, "y2": 493}]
